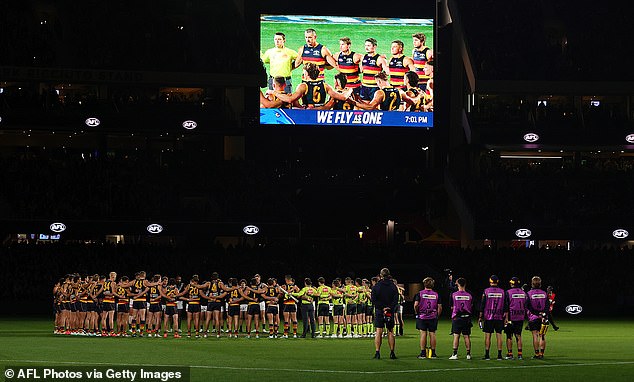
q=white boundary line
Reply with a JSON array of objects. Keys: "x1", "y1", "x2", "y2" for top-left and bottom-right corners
[{"x1": 1, "y1": 359, "x2": 633, "y2": 374}]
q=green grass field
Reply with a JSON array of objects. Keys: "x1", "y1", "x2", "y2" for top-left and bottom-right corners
[
  {"x1": 260, "y1": 18, "x2": 434, "y2": 90},
  {"x1": 1, "y1": 318, "x2": 634, "y2": 382}
]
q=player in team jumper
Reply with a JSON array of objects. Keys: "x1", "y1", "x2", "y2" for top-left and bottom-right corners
[
  {"x1": 504, "y1": 277, "x2": 527, "y2": 359},
  {"x1": 388, "y1": 40, "x2": 416, "y2": 89},
  {"x1": 260, "y1": 76, "x2": 292, "y2": 109},
  {"x1": 414, "y1": 277, "x2": 442, "y2": 359},
  {"x1": 449, "y1": 277, "x2": 473, "y2": 360},
  {"x1": 273, "y1": 63, "x2": 352, "y2": 108},
  {"x1": 526, "y1": 276, "x2": 549, "y2": 359},
  {"x1": 281, "y1": 275, "x2": 300, "y2": 338},
  {"x1": 294, "y1": 28, "x2": 338, "y2": 80},
  {"x1": 479, "y1": 275, "x2": 507, "y2": 360},
  {"x1": 359, "y1": 38, "x2": 390, "y2": 101},
  {"x1": 333, "y1": 37, "x2": 363, "y2": 94},
  {"x1": 411, "y1": 33, "x2": 433, "y2": 91},
  {"x1": 353, "y1": 72, "x2": 420, "y2": 111}
]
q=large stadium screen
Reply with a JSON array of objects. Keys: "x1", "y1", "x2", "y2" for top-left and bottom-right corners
[{"x1": 259, "y1": 15, "x2": 434, "y2": 127}]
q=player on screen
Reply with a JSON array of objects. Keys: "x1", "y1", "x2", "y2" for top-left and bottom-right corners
[
  {"x1": 295, "y1": 28, "x2": 338, "y2": 80},
  {"x1": 412, "y1": 33, "x2": 433, "y2": 91},
  {"x1": 422, "y1": 60, "x2": 434, "y2": 112},
  {"x1": 388, "y1": 40, "x2": 416, "y2": 89},
  {"x1": 260, "y1": 76, "x2": 291, "y2": 109},
  {"x1": 353, "y1": 71, "x2": 420, "y2": 111},
  {"x1": 261, "y1": 32, "x2": 298, "y2": 93},
  {"x1": 273, "y1": 63, "x2": 351, "y2": 108},
  {"x1": 479, "y1": 275, "x2": 506, "y2": 360},
  {"x1": 404, "y1": 71, "x2": 424, "y2": 111},
  {"x1": 449, "y1": 277, "x2": 473, "y2": 360},
  {"x1": 504, "y1": 276, "x2": 527, "y2": 359},
  {"x1": 333, "y1": 37, "x2": 363, "y2": 94},
  {"x1": 526, "y1": 276, "x2": 549, "y2": 359},
  {"x1": 360, "y1": 38, "x2": 390, "y2": 101}
]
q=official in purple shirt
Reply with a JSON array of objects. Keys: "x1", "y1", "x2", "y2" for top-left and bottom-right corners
[
  {"x1": 526, "y1": 276, "x2": 549, "y2": 359},
  {"x1": 478, "y1": 275, "x2": 506, "y2": 360},
  {"x1": 414, "y1": 277, "x2": 442, "y2": 359},
  {"x1": 504, "y1": 276, "x2": 527, "y2": 359},
  {"x1": 448, "y1": 277, "x2": 473, "y2": 360}
]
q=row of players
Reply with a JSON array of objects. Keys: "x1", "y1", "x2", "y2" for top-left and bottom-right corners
[
  {"x1": 259, "y1": 64, "x2": 433, "y2": 112},
  {"x1": 53, "y1": 273, "x2": 404, "y2": 339},
  {"x1": 260, "y1": 30, "x2": 433, "y2": 111},
  {"x1": 53, "y1": 271, "x2": 555, "y2": 360},
  {"x1": 416, "y1": 275, "x2": 556, "y2": 361}
]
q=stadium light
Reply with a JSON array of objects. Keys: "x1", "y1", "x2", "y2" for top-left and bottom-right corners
[
  {"x1": 85, "y1": 117, "x2": 101, "y2": 127},
  {"x1": 523, "y1": 133, "x2": 540, "y2": 143},
  {"x1": 146, "y1": 224, "x2": 163, "y2": 234},
  {"x1": 243, "y1": 225, "x2": 259, "y2": 235},
  {"x1": 515, "y1": 228, "x2": 532, "y2": 238},
  {"x1": 612, "y1": 229, "x2": 629, "y2": 239},
  {"x1": 50, "y1": 222, "x2": 66, "y2": 233},
  {"x1": 182, "y1": 120, "x2": 197, "y2": 130}
]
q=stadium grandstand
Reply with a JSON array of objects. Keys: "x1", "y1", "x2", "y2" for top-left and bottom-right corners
[{"x1": 0, "y1": 0, "x2": 632, "y2": 322}]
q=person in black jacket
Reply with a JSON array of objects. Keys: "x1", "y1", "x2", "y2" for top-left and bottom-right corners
[{"x1": 371, "y1": 267, "x2": 399, "y2": 359}]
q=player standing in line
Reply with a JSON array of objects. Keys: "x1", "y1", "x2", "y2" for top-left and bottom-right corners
[
  {"x1": 238, "y1": 279, "x2": 248, "y2": 333},
  {"x1": 99, "y1": 272, "x2": 117, "y2": 336},
  {"x1": 526, "y1": 276, "x2": 549, "y2": 359},
  {"x1": 504, "y1": 276, "x2": 527, "y2": 359},
  {"x1": 388, "y1": 40, "x2": 416, "y2": 89},
  {"x1": 254, "y1": 274, "x2": 268, "y2": 334},
  {"x1": 281, "y1": 275, "x2": 300, "y2": 338},
  {"x1": 127, "y1": 271, "x2": 159, "y2": 337},
  {"x1": 411, "y1": 33, "x2": 433, "y2": 91},
  {"x1": 331, "y1": 279, "x2": 345, "y2": 338},
  {"x1": 353, "y1": 72, "x2": 420, "y2": 111},
  {"x1": 294, "y1": 28, "x2": 338, "y2": 81},
  {"x1": 263, "y1": 278, "x2": 281, "y2": 338},
  {"x1": 449, "y1": 277, "x2": 473, "y2": 360},
  {"x1": 315, "y1": 277, "x2": 332, "y2": 338},
  {"x1": 146, "y1": 274, "x2": 164, "y2": 337},
  {"x1": 359, "y1": 38, "x2": 390, "y2": 101},
  {"x1": 333, "y1": 37, "x2": 363, "y2": 94},
  {"x1": 261, "y1": 32, "x2": 299, "y2": 93},
  {"x1": 200, "y1": 272, "x2": 229, "y2": 338},
  {"x1": 160, "y1": 278, "x2": 180, "y2": 338},
  {"x1": 414, "y1": 277, "x2": 442, "y2": 359},
  {"x1": 240, "y1": 278, "x2": 263, "y2": 338},
  {"x1": 179, "y1": 275, "x2": 205, "y2": 338},
  {"x1": 342, "y1": 277, "x2": 358, "y2": 338},
  {"x1": 479, "y1": 275, "x2": 507, "y2": 360},
  {"x1": 115, "y1": 276, "x2": 130, "y2": 336},
  {"x1": 225, "y1": 278, "x2": 243, "y2": 338}
]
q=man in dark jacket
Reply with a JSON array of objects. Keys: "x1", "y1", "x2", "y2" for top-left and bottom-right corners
[{"x1": 371, "y1": 267, "x2": 399, "y2": 359}]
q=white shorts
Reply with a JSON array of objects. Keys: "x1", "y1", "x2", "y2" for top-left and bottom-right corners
[
  {"x1": 129, "y1": 300, "x2": 133, "y2": 308},
  {"x1": 240, "y1": 304, "x2": 248, "y2": 312},
  {"x1": 259, "y1": 301, "x2": 266, "y2": 311},
  {"x1": 201, "y1": 306, "x2": 208, "y2": 313},
  {"x1": 398, "y1": 305, "x2": 403, "y2": 314},
  {"x1": 177, "y1": 301, "x2": 184, "y2": 310}
]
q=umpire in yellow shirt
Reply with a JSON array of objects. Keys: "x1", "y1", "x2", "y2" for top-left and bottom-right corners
[{"x1": 261, "y1": 32, "x2": 298, "y2": 93}]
